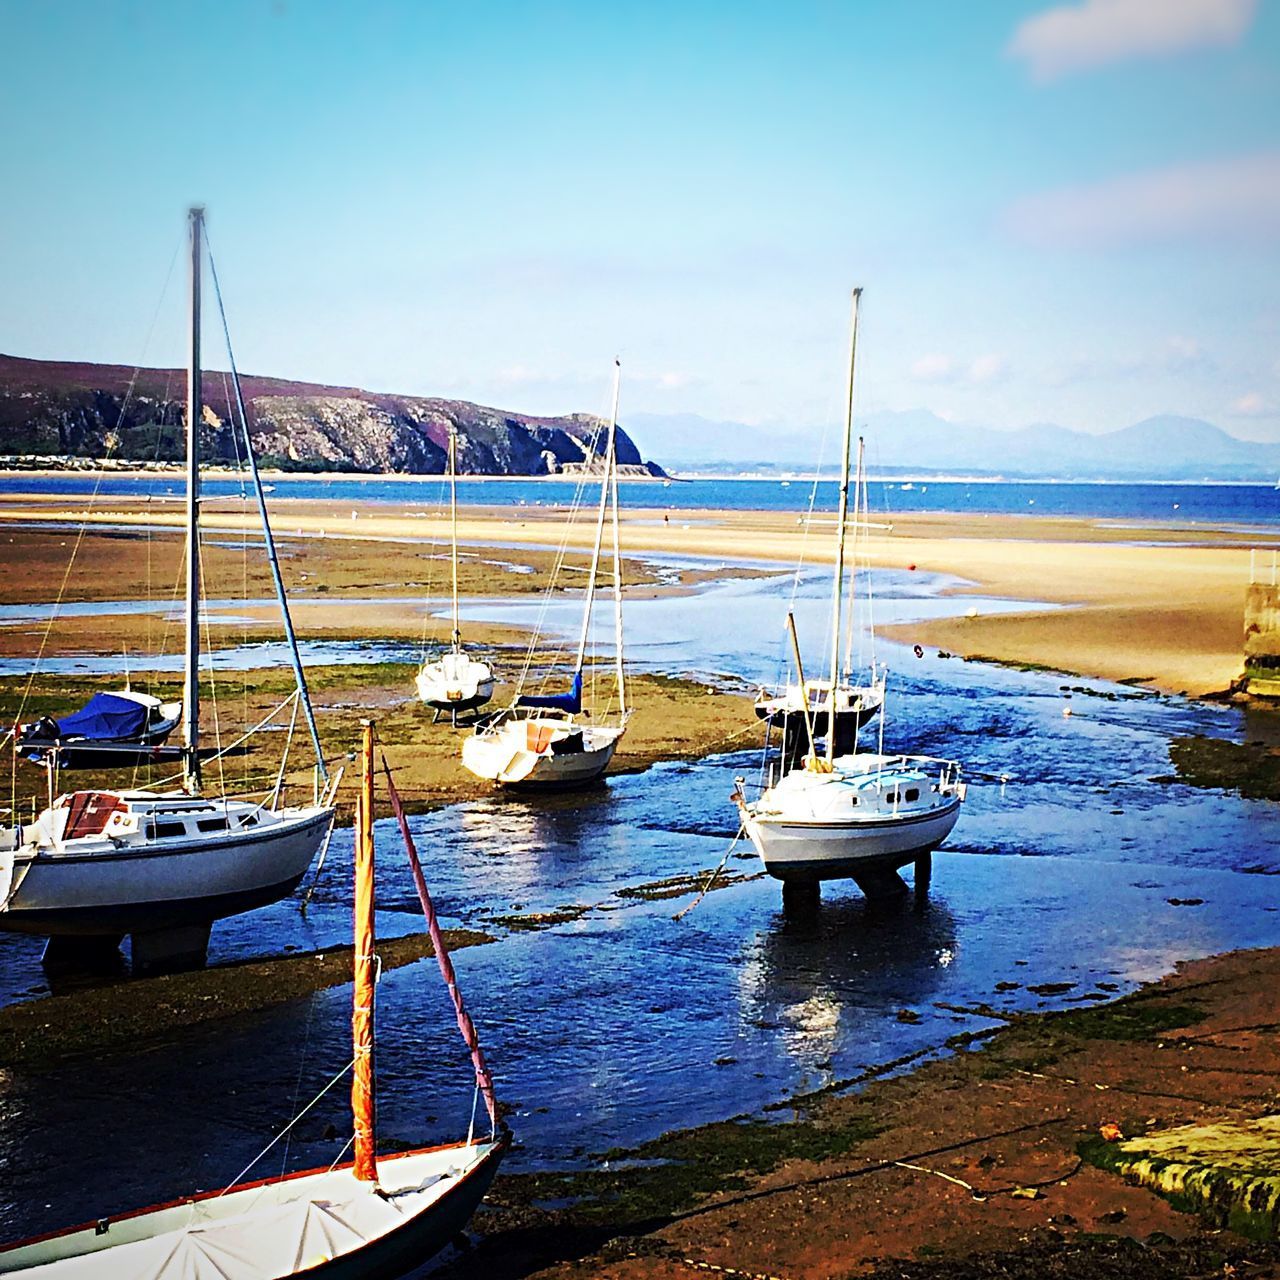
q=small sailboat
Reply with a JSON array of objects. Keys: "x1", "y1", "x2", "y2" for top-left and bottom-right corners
[
  {"x1": 754, "y1": 429, "x2": 883, "y2": 759},
  {"x1": 0, "y1": 208, "x2": 336, "y2": 974},
  {"x1": 461, "y1": 361, "x2": 629, "y2": 788},
  {"x1": 415, "y1": 426, "x2": 495, "y2": 723},
  {"x1": 0, "y1": 720, "x2": 509, "y2": 1278},
  {"x1": 735, "y1": 290, "x2": 965, "y2": 904},
  {"x1": 15, "y1": 688, "x2": 182, "y2": 768}
]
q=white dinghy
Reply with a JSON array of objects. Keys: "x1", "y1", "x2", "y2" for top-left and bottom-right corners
[
  {"x1": 415, "y1": 425, "x2": 495, "y2": 722},
  {"x1": 735, "y1": 290, "x2": 965, "y2": 904},
  {"x1": 0, "y1": 208, "x2": 335, "y2": 973},
  {"x1": 461, "y1": 361, "x2": 629, "y2": 789},
  {"x1": 0, "y1": 722, "x2": 509, "y2": 1279}
]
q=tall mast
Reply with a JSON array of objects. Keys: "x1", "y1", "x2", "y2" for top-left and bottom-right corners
[
  {"x1": 449, "y1": 426, "x2": 461, "y2": 650},
  {"x1": 183, "y1": 206, "x2": 204, "y2": 792},
  {"x1": 573, "y1": 393, "x2": 614, "y2": 676},
  {"x1": 352, "y1": 719, "x2": 378, "y2": 1184},
  {"x1": 826, "y1": 287, "x2": 861, "y2": 764},
  {"x1": 607, "y1": 361, "x2": 626, "y2": 716}
]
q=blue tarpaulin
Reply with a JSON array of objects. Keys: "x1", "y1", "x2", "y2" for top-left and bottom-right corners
[
  {"x1": 515, "y1": 671, "x2": 583, "y2": 714},
  {"x1": 54, "y1": 693, "x2": 149, "y2": 741}
]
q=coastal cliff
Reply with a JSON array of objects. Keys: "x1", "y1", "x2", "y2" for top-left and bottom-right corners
[{"x1": 0, "y1": 354, "x2": 665, "y2": 477}]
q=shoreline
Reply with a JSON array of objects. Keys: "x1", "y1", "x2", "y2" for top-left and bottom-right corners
[
  {"x1": 455, "y1": 944, "x2": 1280, "y2": 1277},
  {"x1": 0, "y1": 497, "x2": 1262, "y2": 697}
]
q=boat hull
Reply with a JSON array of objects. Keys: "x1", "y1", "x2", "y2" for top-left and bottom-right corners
[
  {"x1": 745, "y1": 796, "x2": 961, "y2": 882},
  {"x1": 0, "y1": 1136, "x2": 509, "y2": 1278},
  {"x1": 0, "y1": 808, "x2": 333, "y2": 937},
  {"x1": 461, "y1": 719, "x2": 623, "y2": 789}
]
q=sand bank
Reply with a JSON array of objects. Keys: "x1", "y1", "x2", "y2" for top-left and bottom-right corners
[{"x1": 0, "y1": 495, "x2": 1261, "y2": 695}]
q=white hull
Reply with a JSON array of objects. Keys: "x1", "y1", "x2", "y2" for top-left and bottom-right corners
[
  {"x1": 461, "y1": 716, "x2": 625, "y2": 788},
  {"x1": 740, "y1": 753, "x2": 964, "y2": 884},
  {"x1": 0, "y1": 799, "x2": 333, "y2": 935},
  {"x1": 415, "y1": 650, "x2": 495, "y2": 714},
  {"x1": 0, "y1": 1137, "x2": 507, "y2": 1279}
]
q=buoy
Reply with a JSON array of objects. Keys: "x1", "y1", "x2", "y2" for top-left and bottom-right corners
[
  {"x1": 907, "y1": 562, "x2": 917, "y2": 571},
  {"x1": 965, "y1": 606, "x2": 978, "y2": 619}
]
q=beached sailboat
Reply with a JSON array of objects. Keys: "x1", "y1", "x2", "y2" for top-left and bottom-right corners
[
  {"x1": 15, "y1": 688, "x2": 183, "y2": 768},
  {"x1": 735, "y1": 290, "x2": 965, "y2": 903},
  {"x1": 415, "y1": 426, "x2": 495, "y2": 723},
  {"x1": 0, "y1": 207, "x2": 336, "y2": 973},
  {"x1": 460, "y1": 362, "x2": 629, "y2": 788},
  {"x1": 754, "y1": 420, "x2": 883, "y2": 759},
  {"x1": 0, "y1": 721, "x2": 509, "y2": 1278}
]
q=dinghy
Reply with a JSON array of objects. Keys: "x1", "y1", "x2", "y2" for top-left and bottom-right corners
[{"x1": 16, "y1": 689, "x2": 182, "y2": 768}]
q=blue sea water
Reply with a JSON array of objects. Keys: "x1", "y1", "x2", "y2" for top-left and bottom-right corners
[{"x1": 4, "y1": 473, "x2": 1280, "y2": 527}]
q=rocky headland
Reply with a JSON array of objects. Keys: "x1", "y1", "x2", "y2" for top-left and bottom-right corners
[{"x1": 0, "y1": 353, "x2": 665, "y2": 477}]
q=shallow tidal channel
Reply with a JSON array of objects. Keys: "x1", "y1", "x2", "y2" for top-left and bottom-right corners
[{"x1": 2, "y1": 566, "x2": 1279, "y2": 1247}]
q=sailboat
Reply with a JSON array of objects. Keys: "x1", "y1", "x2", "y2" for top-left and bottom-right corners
[
  {"x1": 734, "y1": 289, "x2": 965, "y2": 903},
  {"x1": 0, "y1": 207, "x2": 337, "y2": 974},
  {"x1": 754, "y1": 436, "x2": 884, "y2": 759},
  {"x1": 460, "y1": 361, "x2": 629, "y2": 788},
  {"x1": 414, "y1": 426, "x2": 495, "y2": 723},
  {"x1": 0, "y1": 721, "x2": 509, "y2": 1278},
  {"x1": 15, "y1": 687, "x2": 183, "y2": 768}
]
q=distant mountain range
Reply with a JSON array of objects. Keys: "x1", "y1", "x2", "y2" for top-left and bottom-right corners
[
  {"x1": 0, "y1": 354, "x2": 664, "y2": 478},
  {"x1": 628, "y1": 409, "x2": 1280, "y2": 482}
]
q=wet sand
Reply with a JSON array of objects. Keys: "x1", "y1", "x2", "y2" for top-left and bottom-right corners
[
  {"x1": 0, "y1": 495, "x2": 1259, "y2": 695},
  {"x1": 452, "y1": 946, "x2": 1280, "y2": 1278}
]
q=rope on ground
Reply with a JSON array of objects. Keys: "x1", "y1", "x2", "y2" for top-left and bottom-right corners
[{"x1": 673, "y1": 823, "x2": 746, "y2": 922}]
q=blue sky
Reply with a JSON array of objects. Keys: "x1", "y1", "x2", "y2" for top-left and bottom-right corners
[{"x1": 1, "y1": 0, "x2": 1278, "y2": 442}]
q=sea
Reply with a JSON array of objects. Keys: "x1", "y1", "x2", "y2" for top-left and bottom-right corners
[{"x1": 4, "y1": 473, "x2": 1280, "y2": 530}]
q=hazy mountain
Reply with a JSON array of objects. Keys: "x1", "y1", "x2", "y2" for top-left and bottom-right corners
[{"x1": 627, "y1": 409, "x2": 1280, "y2": 481}]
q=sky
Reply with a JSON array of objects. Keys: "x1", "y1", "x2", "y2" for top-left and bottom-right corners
[{"x1": 1, "y1": 0, "x2": 1278, "y2": 443}]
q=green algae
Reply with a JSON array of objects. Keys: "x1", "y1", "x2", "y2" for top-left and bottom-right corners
[
  {"x1": 1163, "y1": 734, "x2": 1280, "y2": 801},
  {"x1": 1081, "y1": 1116, "x2": 1280, "y2": 1241}
]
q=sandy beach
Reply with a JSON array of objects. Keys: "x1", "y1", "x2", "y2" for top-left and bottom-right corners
[{"x1": 0, "y1": 492, "x2": 1258, "y2": 696}]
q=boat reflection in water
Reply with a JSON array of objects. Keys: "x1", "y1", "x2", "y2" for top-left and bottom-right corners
[{"x1": 736, "y1": 894, "x2": 958, "y2": 1070}]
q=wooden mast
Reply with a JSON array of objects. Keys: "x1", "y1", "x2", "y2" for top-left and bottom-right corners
[
  {"x1": 826, "y1": 287, "x2": 862, "y2": 765},
  {"x1": 352, "y1": 718, "x2": 378, "y2": 1184},
  {"x1": 182, "y1": 206, "x2": 204, "y2": 792}
]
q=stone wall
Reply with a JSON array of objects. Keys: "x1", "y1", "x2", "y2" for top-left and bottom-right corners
[{"x1": 1244, "y1": 583, "x2": 1280, "y2": 696}]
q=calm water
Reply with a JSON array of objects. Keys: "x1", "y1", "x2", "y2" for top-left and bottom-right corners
[
  {"x1": 5, "y1": 474, "x2": 1280, "y2": 527},
  {"x1": 1, "y1": 567, "x2": 1278, "y2": 1254}
]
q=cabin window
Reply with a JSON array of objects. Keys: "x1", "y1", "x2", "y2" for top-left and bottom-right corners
[
  {"x1": 239, "y1": 813, "x2": 260, "y2": 827},
  {"x1": 905, "y1": 788, "x2": 920, "y2": 802},
  {"x1": 149, "y1": 820, "x2": 188, "y2": 840},
  {"x1": 196, "y1": 817, "x2": 229, "y2": 833},
  {"x1": 884, "y1": 791, "x2": 898, "y2": 804}
]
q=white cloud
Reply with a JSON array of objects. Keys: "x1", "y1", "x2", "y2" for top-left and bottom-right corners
[
  {"x1": 1008, "y1": 0, "x2": 1257, "y2": 82},
  {"x1": 1230, "y1": 392, "x2": 1271, "y2": 416},
  {"x1": 910, "y1": 353, "x2": 956, "y2": 382},
  {"x1": 1005, "y1": 150, "x2": 1280, "y2": 247},
  {"x1": 969, "y1": 354, "x2": 1008, "y2": 384}
]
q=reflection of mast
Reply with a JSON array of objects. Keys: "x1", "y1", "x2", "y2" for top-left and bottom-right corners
[
  {"x1": 825, "y1": 287, "x2": 861, "y2": 765},
  {"x1": 183, "y1": 206, "x2": 204, "y2": 793},
  {"x1": 608, "y1": 360, "x2": 626, "y2": 716}
]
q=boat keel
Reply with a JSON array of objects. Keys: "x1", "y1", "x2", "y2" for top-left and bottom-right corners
[{"x1": 129, "y1": 922, "x2": 212, "y2": 975}]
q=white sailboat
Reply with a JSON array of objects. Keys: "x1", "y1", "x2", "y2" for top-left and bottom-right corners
[
  {"x1": 461, "y1": 361, "x2": 629, "y2": 788},
  {"x1": 735, "y1": 289, "x2": 965, "y2": 903},
  {"x1": 0, "y1": 207, "x2": 337, "y2": 973},
  {"x1": 414, "y1": 426, "x2": 495, "y2": 722},
  {"x1": 755, "y1": 420, "x2": 884, "y2": 757},
  {"x1": 0, "y1": 721, "x2": 508, "y2": 1278}
]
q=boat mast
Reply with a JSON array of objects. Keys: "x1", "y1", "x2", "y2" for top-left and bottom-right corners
[
  {"x1": 183, "y1": 207, "x2": 204, "y2": 793},
  {"x1": 573, "y1": 391, "x2": 614, "y2": 677},
  {"x1": 607, "y1": 361, "x2": 626, "y2": 716},
  {"x1": 826, "y1": 287, "x2": 861, "y2": 765},
  {"x1": 352, "y1": 719, "x2": 378, "y2": 1184},
  {"x1": 449, "y1": 426, "x2": 461, "y2": 651}
]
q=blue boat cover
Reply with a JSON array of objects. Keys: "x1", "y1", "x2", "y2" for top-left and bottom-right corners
[
  {"x1": 515, "y1": 671, "x2": 582, "y2": 714},
  {"x1": 55, "y1": 693, "x2": 149, "y2": 741}
]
